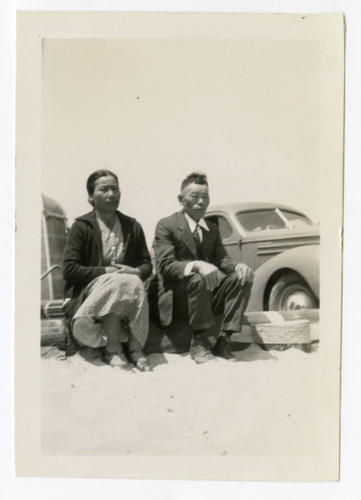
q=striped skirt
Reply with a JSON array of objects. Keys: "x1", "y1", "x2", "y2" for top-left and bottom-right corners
[{"x1": 72, "y1": 273, "x2": 149, "y2": 349}]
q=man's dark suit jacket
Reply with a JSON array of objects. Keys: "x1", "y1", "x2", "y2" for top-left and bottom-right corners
[{"x1": 153, "y1": 210, "x2": 237, "y2": 326}]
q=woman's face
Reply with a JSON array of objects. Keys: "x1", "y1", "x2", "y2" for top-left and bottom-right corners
[{"x1": 89, "y1": 175, "x2": 120, "y2": 214}]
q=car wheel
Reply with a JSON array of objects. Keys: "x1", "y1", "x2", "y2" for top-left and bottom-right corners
[{"x1": 268, "y1": 272, "x2": 318, "y2": 311}]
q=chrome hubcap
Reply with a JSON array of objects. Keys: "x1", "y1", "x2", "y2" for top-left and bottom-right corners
[{"x1": 284, "y1": 291, "x2": 313, "y2": 310}]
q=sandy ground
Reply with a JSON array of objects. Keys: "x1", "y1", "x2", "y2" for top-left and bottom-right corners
[{"x1": 41, "y1": 341, "x2": 320, "y2": 457}]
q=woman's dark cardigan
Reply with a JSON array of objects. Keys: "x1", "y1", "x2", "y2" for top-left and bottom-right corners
[{"x1": 62, "y1": 210, "x2": 152, "y2": 322}]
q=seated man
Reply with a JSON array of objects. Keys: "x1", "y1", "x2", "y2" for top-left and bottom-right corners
[{"x1": 153, "y1": 172, "x2": 254, "y2": 364}]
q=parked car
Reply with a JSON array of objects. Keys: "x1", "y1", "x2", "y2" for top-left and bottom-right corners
[
  {"x1": 204, "y1": 202, "x2": 320, "y2": 312},
  {"x1": 41, "y1": 194, "x2": 68, "y2": 318}
]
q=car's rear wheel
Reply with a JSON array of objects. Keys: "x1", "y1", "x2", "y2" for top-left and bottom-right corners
[{"x1": 268, "y1": 272, "x2": 318, "y2": 311}]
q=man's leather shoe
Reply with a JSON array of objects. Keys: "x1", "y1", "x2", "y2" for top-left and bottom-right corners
[
  {"x1": 190, "y1": 337, "x2": 216, "y2": 364},
  {"x1": 213, "y1": 335, "x2": 237, "y2": 361}
]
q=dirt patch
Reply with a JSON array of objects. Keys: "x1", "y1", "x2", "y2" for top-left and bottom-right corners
[{"x1": 41, "y1": 342, "x2": 320, "y2": 457}]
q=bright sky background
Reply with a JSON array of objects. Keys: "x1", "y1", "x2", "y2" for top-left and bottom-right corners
[{"x1": 42, "y1": 38, "x2": 320, "y2": 245}]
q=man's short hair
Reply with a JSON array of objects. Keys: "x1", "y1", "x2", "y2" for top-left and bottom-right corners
[{"x1": 181, "y1": 172, "x2": 208, "y2": 192}]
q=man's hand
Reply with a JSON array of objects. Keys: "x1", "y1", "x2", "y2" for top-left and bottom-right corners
[
  {"x1": 235, "y1": 263, "x2": 254, "y2": 286},
  {"x1": 193, "y1": 261, "x2": 225, "y2": 291}
]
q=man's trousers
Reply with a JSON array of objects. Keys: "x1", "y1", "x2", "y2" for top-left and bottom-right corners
[{"x1": 172, "y1": 271, "x2": 252, "y2": 332}]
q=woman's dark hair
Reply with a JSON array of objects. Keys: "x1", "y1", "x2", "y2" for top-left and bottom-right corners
[{"x1": 87, "y1": 169, "x2": 119, "y2": 195}]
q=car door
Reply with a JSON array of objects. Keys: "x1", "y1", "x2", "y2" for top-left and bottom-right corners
[{"x1": 204, "y1": 212, "x2": 247, "y2": 266}]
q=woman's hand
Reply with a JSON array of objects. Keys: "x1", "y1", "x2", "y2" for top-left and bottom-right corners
[
  {"x1": 105, "y1": 266, "x2": 120, "y2": 273},
  {"x1": 111, "y1": 263, "x2": 141, "y2": 276}
]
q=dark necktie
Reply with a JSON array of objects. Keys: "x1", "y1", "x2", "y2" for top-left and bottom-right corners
[{"x1": 193, "y1": 224, "x2": 203, "y2": 258}]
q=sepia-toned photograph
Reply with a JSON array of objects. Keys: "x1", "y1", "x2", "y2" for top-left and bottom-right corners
[{"x1": 15, "y1": 11, "x2": 344, "y2": 481}]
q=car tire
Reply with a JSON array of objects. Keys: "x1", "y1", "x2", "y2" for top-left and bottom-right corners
[{"x1": 268, "y1": 272, "x2": 318, "y2": 311}]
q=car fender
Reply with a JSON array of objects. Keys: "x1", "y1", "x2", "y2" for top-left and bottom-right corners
[{"x1": 247, "y1": 244, "x2": 320, "y2": 311}]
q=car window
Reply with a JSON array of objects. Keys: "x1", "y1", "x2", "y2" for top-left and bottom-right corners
[
  {"x1": 205, "y1": 215, "x2": 233, "y2": 239},
  {"x1": 281, "y1": 210, "x2": 312, "y2": 227},
  {"x1": 236, "y1": 209, "x2": 311, "y2": 232}
]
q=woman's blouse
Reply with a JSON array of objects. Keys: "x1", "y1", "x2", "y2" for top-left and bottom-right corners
[{"x1": 96, "y1": 214, "x2": 125, "y2": 266}]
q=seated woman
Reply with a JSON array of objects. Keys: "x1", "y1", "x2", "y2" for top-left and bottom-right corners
[{"x1": 62, "y1": 169, "x2": 152, "y2": 372}]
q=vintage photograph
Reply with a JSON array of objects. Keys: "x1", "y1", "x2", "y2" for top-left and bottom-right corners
[{"x1": 16, "y1": 12, "x2": 344, "y2": 480}]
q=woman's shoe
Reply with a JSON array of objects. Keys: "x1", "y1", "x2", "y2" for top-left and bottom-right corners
[
  {"x1": 134, "y1": 356, "x2": 152, "y2": 372},
  {"x1": 127, "y1": 339, "x2": 153, "y2": 372},
  {"x1": 102, "y1": 349, "x2": 133, "y2": 370}
]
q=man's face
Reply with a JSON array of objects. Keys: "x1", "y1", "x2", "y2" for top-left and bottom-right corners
[{"x1": 179, "y1": 182, "x2": 210, "y2": 221}]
